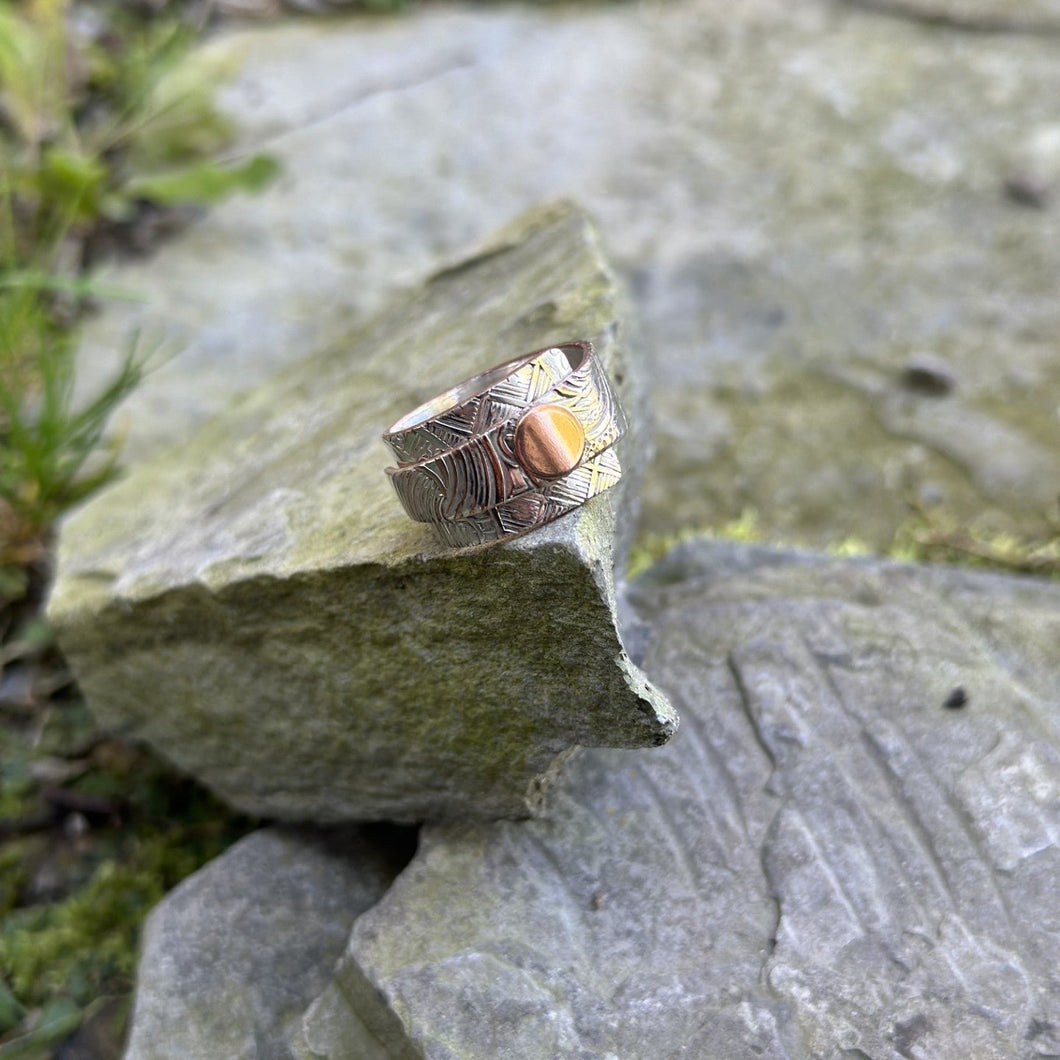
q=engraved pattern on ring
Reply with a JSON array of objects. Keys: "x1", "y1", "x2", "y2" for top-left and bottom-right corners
[
  {"x1": 429, "y1": 447, "x2": 624, "y2": 549},
  {"x1": 384, "y1": 346, "x2": 577, "y2": 465},
  {"x1": 389, "y1": 356, "x2": 624, "y2": 522}
]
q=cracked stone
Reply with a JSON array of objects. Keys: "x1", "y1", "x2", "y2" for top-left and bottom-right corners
[{"x1": 298, "y1": 539, "x2": 1060, "y2": 1058}]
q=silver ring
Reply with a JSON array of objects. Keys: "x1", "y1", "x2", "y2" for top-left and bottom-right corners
[{"x1": 383, "y1": 341, "x2": 626, "y2": 547}]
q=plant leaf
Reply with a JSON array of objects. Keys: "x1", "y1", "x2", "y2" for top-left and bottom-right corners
[
  {"x1": 0, "y1": 271, "x2": 143, "y2": 302},
  {"x1": 35, "y1": 147, "x2": 108, "y2": 220},
  {"x1": 125, "y1": 153, "x2": 279, "y2": 206},
  {"x1": 0, "y1": 996, "x2": 82, "y2": 1058},
  {"x1": 0, "y1": 2, "x2": 72, "y2": 152},
  {"x1": 118, "y1": 37, "x2": 237, "y2": 169},
  {"x1": 0, "y1": 979, "x2": 25, "y2": 1037}
]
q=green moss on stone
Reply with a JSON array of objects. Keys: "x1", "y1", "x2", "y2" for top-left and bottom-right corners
[
  {"x1": 2, "y1": 839, "x2": 186, "y2": 1007},
  {"x1": 0, "y1": 689, "x2": 255, "y2": 1045},
  {"x1": 627, "y1": 510, "x2": 764, "y2": 580},
  {"x1": 630, "y1": 507, "x2": 1060, "y2": 581}
]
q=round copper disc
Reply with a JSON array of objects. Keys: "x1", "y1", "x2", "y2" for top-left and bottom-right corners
[{"x1": 514, "y1": 404, "x2": 587, "y2": 480}]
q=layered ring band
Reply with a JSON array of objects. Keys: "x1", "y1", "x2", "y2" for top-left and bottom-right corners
[{"x1": 383, "y1": 341, "x2": 627, "y2": 547}]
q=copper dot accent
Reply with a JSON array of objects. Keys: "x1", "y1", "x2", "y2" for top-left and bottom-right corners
[{"x1": 514, "y1": 404, "x2": 587, "y2": 480}]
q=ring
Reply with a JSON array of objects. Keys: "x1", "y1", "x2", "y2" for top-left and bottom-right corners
[{"x1": 383, "y1": 341, "x2": 626, "y2": 548}]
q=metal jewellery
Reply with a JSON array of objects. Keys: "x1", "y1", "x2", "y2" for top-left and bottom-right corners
[{"x1": 383, "y1": 341, "x2": 626, "y2": 547}]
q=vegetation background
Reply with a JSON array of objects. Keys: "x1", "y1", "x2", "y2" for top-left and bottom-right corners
[{"x1": 0, "y1": 2, "x2": 277, "y2": 1053}]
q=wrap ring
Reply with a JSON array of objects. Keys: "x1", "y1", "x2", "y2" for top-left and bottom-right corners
[{"x1": 383, "y1": 341, "x2": 627, "y2": 548}]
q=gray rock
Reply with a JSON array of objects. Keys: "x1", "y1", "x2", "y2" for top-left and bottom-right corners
[
  {"x1": 48, "y1": 203, "x2": 676, "y2": 824},
  {"x1": 124, "y1": 826, "x2": 408, "y2": 1060},
  {"x1": 846, "y1": 0, "x2": 1060, "y2": 32},
  {"x1": 75, "y1": 0, "x2": 1060, "y2": 549},
  {"x1": 304, "y1": 540, "x2": 1060, "y2": 1058}
]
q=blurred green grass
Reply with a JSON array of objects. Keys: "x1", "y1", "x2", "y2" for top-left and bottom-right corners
[{"x1": 0, "y1": 1, "x2": 272, "y2": 1052}]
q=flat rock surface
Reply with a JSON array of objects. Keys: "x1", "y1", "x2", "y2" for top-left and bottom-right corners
[
  {"x1": 124, "y1": 827, "x2": 409, "y2": 1060},
  {"x1": 305, "y1": 540, "x2": 1060, "y2": 1059},
  {"x1": 78, "y1": 0, "x2": 1060, "y2": 547},
  {"x1": 49, "y1": 204, "x2": 675, "y2": 824}
]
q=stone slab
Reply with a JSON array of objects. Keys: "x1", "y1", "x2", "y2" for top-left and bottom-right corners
[
  {"x1": 48, "y1": 203, "x2": 676, "y2": 824},
  {"x1": 76, "y1": 0, "x2": 1060, "y2": 548},
  {"x1": 123, "y1": 826, "x2": 409, "y2": 1060},
  {"x1": 303, "y1": 541, "x2": 1060, "y2": 1058}
]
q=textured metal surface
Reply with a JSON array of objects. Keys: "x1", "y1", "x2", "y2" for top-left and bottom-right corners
[
  {"x1": 430, "y1": 446, "x2": 624, "y2": 548},
  {"x1": 384, "y1": 339, "x2": 627, "y2": 547},
  {"x1": 383, "y1": 345, "x2": 581, "y2": 466},
  {"x1": 387, "y1": 352, "x2": 625, "y2": 523}
]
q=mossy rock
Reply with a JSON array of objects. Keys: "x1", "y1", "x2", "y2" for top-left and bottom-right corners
[{"x1": 48, "y1": 203, "x2": 676, "y2": 824}]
